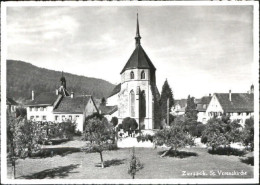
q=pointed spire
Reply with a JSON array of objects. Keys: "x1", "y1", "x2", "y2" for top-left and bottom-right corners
[{"x1": 135, "y1": 13, "x2": 141, "y2": 47}]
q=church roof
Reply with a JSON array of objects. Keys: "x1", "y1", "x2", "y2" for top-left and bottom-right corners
[
  {"x1": 99, "y1": 105, "x2": 118, "y2": 115},
  {"x1": 107, "y1": 83, "x2": 121, "y2": 98},
  {"x1": 215, "y1": 93, "x2": 253, "y2": 113},
  {"x1": 120, "y1": 45, "x2": 156, "y2": 74}
]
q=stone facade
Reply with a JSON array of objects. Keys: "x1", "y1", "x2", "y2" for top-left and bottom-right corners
[{"x1": 118, "y1": 68, "x2": 157, "y2": 129}]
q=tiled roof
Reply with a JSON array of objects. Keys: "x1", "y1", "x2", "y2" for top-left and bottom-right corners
[
  {"x1": 99, "y1": 105, "x2": 118, "y2": 115},
  {"x1": 7, "y1": 97, "x2": 18, "y2": 105},
  {"x1": 26, "y1": 92, "x2": 58, "y2": 106},
  {"x1": 107, "y1": 83, "x2": 121, "y2": 98},
  {"x1": 215, "y1": 93, "x2": 254, "y2": 112},
  {"x1": 174, "y1": 99, "x2": 187, "y2": 108},
  {"x1": 53, "y1": 95, "x2": 94, "y2": 113},
  {"x1": 196, "y1": 96, "x2": 212, "y2": 112},
  {"x1": 120, "y1": 45, "x2": 156, "y2": 74}
]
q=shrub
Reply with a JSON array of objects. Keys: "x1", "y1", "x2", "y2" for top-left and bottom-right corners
[
  {"x1": 111, "y1": 117, "x2": 118, "y2": 127},
  {"x1": 122, "y1": 117, "x2": 138, "y2": 135}
]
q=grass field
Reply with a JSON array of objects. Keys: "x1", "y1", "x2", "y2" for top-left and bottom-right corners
[{"x1": 7, "y1": 142, "x2": 254, "y2": 179}]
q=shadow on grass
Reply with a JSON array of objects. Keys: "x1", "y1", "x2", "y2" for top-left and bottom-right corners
[
  {"x1": 208, "y1": 147, "x2": 246, "y2": 156},
  {"x1": 19, "y1": 164, "x2": 80, "y2": 179},
  {"x1": 158, "y1": 150, "x2": 198, "y2": 158},
  {"x1": 95, "y1": 159, "x2": 126, "y2": 168},
  {"x1": 240, "y1": 156, "x2": 254, "y2": 166},
  {"x1": 31, "y1": 147, "x2": 81, "y2": 158}
]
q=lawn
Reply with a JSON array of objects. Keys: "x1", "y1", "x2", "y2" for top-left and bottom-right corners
[{"x1": 7, "y1": 141, "x2": 254, "y2": 179}]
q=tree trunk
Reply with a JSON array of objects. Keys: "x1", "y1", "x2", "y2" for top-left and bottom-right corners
[
  {"x1": 160, "y1": 147, "x2": 173, "y2": 158},
  {"x1": 12, "y1": 158, "x2": 16, "y2": 179},
  {"x1": 99, "y1": 152, "x2": 104, "y2": 168},
  {"x1": 132, "y1": 174, "x2": 135, "y2": 179}
]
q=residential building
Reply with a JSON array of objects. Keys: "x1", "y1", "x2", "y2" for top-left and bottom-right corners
[
  {"x1": 26, "y1": 73, "x2": 99, "y2": 132},
  {"x1": 6, "y1": 97, "x2": 19, "y2": 114},
  {"x1": 196, "y1": 95, "x2": 212, "y2": 124},
  {"x1": 206, "y1": 89, "x2": 254, "y2": 126},
  {"x1": 171, "y1": 99, "x2": 187, "y2": 116}
]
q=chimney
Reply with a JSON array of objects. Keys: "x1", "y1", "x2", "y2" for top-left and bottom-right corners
[
  {"x1": 71, "y1": 92, "x2": 74, "y2": 99},
  {"x1": 56, "y1": 89, "x2": 59, "y2": 95},
  {"x1": 229, "y1": 90, "x2": 232, "y2": 101},
  {"x1": 32, "y1": 90, "x2": 34, "y2": 101},
  {"x1": 209, "y1": 93, "x2": 211, "y2": 97}
]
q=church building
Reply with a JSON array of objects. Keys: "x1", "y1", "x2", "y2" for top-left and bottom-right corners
[{"x1": 107, "y1": 14, "x2": 160, "y2": 130}]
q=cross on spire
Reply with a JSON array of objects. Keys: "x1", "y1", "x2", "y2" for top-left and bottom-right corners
[{"x1": 135, "y1": 13, "x2": 141, "y2": 47}]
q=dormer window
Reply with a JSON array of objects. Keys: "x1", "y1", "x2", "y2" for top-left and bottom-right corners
[
  {"x1": 130, "y1": 71, "x2": 134, "y2": 79},
  {"x1": 141, "y1": 70, "x2": 145, "y2": 79}
]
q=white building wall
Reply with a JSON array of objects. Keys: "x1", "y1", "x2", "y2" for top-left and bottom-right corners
[
  {"x1": 53, "y1": 113, "x2": 84, "y2": 132},
  {"x1": 27, "y1": 105, "x2": 54, "y2": 122},
  {"x1": 118, "y1": 68, "x2": 154, "y2": 129},
  {"x1": 197, "y1": 112, "x2": 208, "y2": 124},
  {"x1": 205, "y1": 94, "x2": 253, "y2": 126},
  {"x1": 107, "y1": 94, "x2": 118, "y2": 106}
]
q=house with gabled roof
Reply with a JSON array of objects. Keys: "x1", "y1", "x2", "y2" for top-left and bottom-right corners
[
  {"x1": 171, "y1": 99, "x2": 187, "y2": 116},
  {"x1": 206, "y1": 88, "x2": 254, "y2": 126},
  {"x1": 26, "y1": 73, "x2": 99, "y2": 132},
  {"x1": 6, "y1": 97, "x2": 19, "y2": 114},
  {"x1": 196, "y1": 95, "x2": 212, "y2": 124}
]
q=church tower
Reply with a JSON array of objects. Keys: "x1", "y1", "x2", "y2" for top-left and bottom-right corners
[
  {"x1": 118, "y1": 14, "x2": 160, "y2": 129},
  {"x1": 58, "y1": 71, "x2": 70, "y2": 97}
]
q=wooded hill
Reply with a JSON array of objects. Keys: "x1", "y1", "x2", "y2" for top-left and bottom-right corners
[{"x1": 6, "y1": 60, "x2": 115, "y2": 103}]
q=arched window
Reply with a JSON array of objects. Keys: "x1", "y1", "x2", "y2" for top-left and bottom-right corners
[
  {"x1": 130, "y1": 71, "x2": 134, "y2": 79},
  {"x1": 130, "y1": 90, "x2": 135, "y2": 117},
  {"x1": 141, "y1": 70, "x2": 145, "y2": 79}
]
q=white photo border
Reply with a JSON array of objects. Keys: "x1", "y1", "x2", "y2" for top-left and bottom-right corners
[{"x1": 1, "y1": 1, "x2": 259, "y2": 184}]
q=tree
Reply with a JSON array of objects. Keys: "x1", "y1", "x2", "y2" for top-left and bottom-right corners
[
  {"x1": 101, "y1": 97, "x2": 106, "y2": 106},
  {"x1": 201, "y1": 116, "x2": 242, "y2": 153},
  {"x1": 122, "y1": 117, "x2": 138, "y2": 136},
  {"x1": 160, "y1": 79, "x2": 174, "y2": 124},
  {"x1": 128, "y1": 147, "x2": 142, "y2": 179},
  {"x1": 185, "y1": 95, "x2": 197, "y2": 123},
  {"x1": 155, "y1": 119, "x2": 194, "y2": 157},
  {"x1": 83, "y1": 117, "x2": 115, "y2": 168},
  {"x1": 83, "y1": 112, "x2": 104, "y2": 130},
  {"x1": 241, "y1": 117, "x2": 254, "y2": 151},
  {"x1": 111, "y1": 117, "x2": 118, "y2": 127},
  {"x1": 7, "y1": 114, "x2": 44, "y2": 179}
]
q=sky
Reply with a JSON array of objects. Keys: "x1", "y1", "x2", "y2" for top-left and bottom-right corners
[{"x1": 6, "y1": 5, "x2": 255, "y2": 99}]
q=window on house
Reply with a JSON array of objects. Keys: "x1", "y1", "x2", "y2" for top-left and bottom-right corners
[
  {"x1": 130, "y1": 71, "x2": 134, "y2": 79},
  {"x1": 69, "y1": 115, "x2": 72, "y2": 120},
  {"x1": 55, "y1": 116, "x2": 59, "y2": 121},
  {"x1": 35, "y1": 107, "x2": 38, "y2": 111},
  {"x1": 141, "y1": 70, "x2": 145, "y2": 79},
  {"x1": 130, "y1": 90, "x2": 135, "y2": 117},
  {"x1": 238, "y1": 112, "x2": 241, "y2": 116},
  {"x1": 42, "y1": 116, "x2": 46, "y2": 120},
  {"x1": 36, "y1": 116, "x2": 39, "y2": 119},
  {"x1": 29, "y1": 107, "x2": 32, "y2": 111},
  {"x1": 246, "y1": 112, "x2": 250, "y2": 116},
  {"x1": 30, "y1": 116, "x2": 34, "y2": 120},
  {"x1": 40, "y1": 107, "x2": 44, "y2": 111}
]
